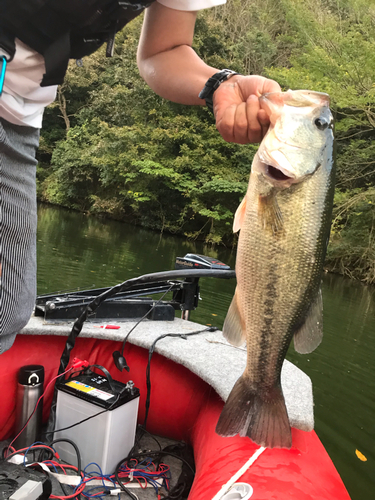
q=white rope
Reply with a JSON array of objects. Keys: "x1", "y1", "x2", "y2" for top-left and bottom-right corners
[{"x1": 211, "y1": 446, "x2": 266, "y2": 500}]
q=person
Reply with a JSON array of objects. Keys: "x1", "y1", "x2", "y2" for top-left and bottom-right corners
[{"x1": 0, "y1": 0, "x2": 281, "y2": 354}]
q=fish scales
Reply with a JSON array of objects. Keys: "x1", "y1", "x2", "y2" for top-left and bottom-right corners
[
  {"x1": 241, "y1": 168, "x2": 332, "y2": 382},
  {"x1": 216, "y1": 90, "x2": 335, "y2": 449}
]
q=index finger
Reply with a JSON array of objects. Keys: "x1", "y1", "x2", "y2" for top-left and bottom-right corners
[{"x1": 259, "y1": 78, "x2": 282, "y2": 96}]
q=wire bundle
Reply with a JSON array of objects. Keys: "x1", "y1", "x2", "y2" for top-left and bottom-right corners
[
  {"x1": 117, "y1": 458, "x2": 170, "y2": 493},
  {"x1": 2, "y1": 440, "x2": 172, "y2": 500}
]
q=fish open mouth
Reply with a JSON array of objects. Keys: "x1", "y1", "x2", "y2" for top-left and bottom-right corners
[{"x1": 267, "y1": 165, "x2": 293, "y2": 181}]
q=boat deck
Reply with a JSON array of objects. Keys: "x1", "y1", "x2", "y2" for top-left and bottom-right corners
[{"x1": 22, "y1": 315, "x2": 314, "y2": 432}]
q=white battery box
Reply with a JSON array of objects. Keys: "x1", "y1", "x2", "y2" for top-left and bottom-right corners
[{"x1": 54, "y1": 372, "x2": 139, "y2": 475}]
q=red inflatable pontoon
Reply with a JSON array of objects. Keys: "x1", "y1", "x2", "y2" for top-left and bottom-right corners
[{"x1": 0, "y1": 333, "x2": 351, "y2": 500}]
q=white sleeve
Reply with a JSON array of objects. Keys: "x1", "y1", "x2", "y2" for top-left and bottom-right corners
[{"x1": 156, "y1": 0, "x2": 226, "y2": 11}]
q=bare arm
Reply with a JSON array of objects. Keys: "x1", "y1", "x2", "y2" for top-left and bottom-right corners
[
  {"x1": 137, "y1": 2, "x2": 281, "y2": 143},
  {"x1": 137, "y1": 2, "x2": 215, "y2": 105}
]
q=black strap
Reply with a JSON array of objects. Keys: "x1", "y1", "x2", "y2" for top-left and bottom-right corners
[
  {"x1": 199, "y1": 69, "x2": 240, "y2": 113},
  {"x1": 42, "y1": 33, "x2": 71, "y2": 87},
  {"x1": 0, "y1": 25, "x2": 15, "y2": 61}
]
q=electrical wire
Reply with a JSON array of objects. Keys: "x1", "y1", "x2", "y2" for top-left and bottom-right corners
[
  {"x1": 117, "y1": 283, "x2": 176, "y2": 360},
  {"x1": 121, "y1": 450, "x2": 195, "y2": 476},
  {"x1": 45, "y1": 268, "x2": 234, "y2": 437},
  {"x1": 57, "y1": 269, "x2": 232, "y2": 376},
  {"x1": 111, "y1": 326, "x2": 210, "y2": 499},
  {"x1": 143, "y1": 326, "x2": 217, "y2": 430},
  {"x1": 4, "y1": 443, "x2": 56, "y2": 462},
  {"x1": 50, "y1": 439, "x2": 82, "y2": 476},
  {"x1": 114, "y1": 457, "x2": 141, "y2": 500},
  {"x1": 44, "y1": 393, "x2": 120, "y2": 436},
  {"x1": 5, "y1": 366, "x2": 73, "y2": 456},
  {"x1": 16, "y1": 273, "x2": 221, "y2": 495},
  {"x1": 133, "y1": 425, "x2": 162, "y2": 453}
]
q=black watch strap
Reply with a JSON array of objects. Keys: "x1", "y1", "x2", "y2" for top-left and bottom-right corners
[{"x1": 198, "y1": 69, "x2": 240, "y2": 113}]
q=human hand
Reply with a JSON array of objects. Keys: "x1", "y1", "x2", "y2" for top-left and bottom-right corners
[{"x1": 213, "y1": 75, "x2": 281, "y2": 144}]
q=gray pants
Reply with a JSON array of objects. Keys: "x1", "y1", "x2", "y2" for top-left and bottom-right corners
[{"x1": 0, "y1": 118, "x2": 39, "y2": 353}]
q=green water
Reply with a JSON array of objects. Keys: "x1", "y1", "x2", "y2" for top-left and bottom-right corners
[{"x1": 37, "y1": 204, "x2": 374, "y2": 500}]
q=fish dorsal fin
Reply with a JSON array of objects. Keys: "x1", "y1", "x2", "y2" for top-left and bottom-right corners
[
  {"x1": 258, "y1": 193, "x2": 284, "y2": 235},
  {"x1": 222, "y1": 289, "x2": 246, "y2": 347},
  {"x1": 294, "y1": 288, "x2": 323, "y2": 354},
  {"x1": 233, "y1": 196, "x2": 247, "y2": 233}
]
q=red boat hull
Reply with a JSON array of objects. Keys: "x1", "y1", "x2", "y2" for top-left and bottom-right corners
[{"x1": 0, "y1": 334, "x2": 351, "y2": 499}]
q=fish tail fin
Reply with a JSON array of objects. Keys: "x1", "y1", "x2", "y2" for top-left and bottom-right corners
[{"x1": 216, "y1": 376, "x2": 292, "y2": 449}]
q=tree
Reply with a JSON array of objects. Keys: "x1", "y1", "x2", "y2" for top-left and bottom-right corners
[{"x1": 38, "y1": 0, "x2": 375, "y2": 281}]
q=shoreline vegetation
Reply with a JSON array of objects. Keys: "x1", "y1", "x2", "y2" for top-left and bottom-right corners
[{"x1": 37, "y1": 0, "x2": 375, "y2": 284}]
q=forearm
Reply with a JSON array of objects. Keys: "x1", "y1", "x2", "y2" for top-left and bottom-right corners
[
  {"x1": 138, "y1": 43, "x2": 217, "y2": 106},
  {"x1": 137, "y1": 2, "x2": 219, "y2": 105},
  {"x1": 137, "y1": 2, "x2": 281, "y2": 144}
]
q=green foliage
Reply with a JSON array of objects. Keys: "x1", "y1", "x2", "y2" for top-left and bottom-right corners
[
  {"x1": 43, "y1": 110, "x2": 251, "y2": 242},
  {"x1": 38, "y1": 0, "x2": 375, "y2": 281},
  {"x1": 328, "y1": 187, "x2": 375, "y2": 283},
  {"x1": 265, "y1": 0, "x2": 375, "y2": 282}
]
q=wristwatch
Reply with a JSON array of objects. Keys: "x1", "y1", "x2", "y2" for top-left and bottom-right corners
[{"x1": 198, "y1": 69, "x2": 240, "y2": 113}]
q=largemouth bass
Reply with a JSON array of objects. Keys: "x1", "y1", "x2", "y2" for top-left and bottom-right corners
[{"x1": 216, "y1": 90, "x2": 335, "y2": 449}]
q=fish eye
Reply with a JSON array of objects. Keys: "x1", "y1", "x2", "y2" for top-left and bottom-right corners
[{"x1": 314, "y1": 117, "x2": 330, "y2": 130}]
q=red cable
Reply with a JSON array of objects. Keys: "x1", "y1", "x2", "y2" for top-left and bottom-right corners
[
  {"x1": 50, "y1": 482, "x2": 86, "y2": 499},
  {"x1": 6, "y1": 362, "x2": 87, "y2": 457},
  {"x1": 6, "y1": 444, "x2": 56, "y2": 461}
]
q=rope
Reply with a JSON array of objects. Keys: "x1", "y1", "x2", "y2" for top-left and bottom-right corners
[{"x1": 211, "y1": 446, "x2": 266, "y2": 500}]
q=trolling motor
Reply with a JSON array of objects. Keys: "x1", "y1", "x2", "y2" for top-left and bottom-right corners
[
  {"x1": 175, "y1": 253, "x2": 231, "y2": 271},
  {"x1": 35, "y1": 253, "x2": 235, "y2": 322},
  {"x1": 41, "y1": 254, "x2": 235, "y2": 438},
  {"x1": 174, "y1": 254, "x2": 231, "y2": 320}
]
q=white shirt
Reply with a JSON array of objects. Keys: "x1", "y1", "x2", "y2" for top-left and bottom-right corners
[{"x1": 0, "y1": 0, "x2": 226, "y2": 128}]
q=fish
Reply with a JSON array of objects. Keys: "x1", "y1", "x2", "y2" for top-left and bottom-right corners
[{"x1": 216, "y1": 90, "x2": 335, "y2": 448}]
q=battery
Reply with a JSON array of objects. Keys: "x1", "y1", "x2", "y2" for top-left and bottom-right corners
[{"x1": 54, "y1": 371, "x2": 139, "y2": 475}]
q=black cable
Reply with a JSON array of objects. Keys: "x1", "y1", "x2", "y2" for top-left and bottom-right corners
[
  {"x1": 112, "y1": 327, "x2": 214, "y2": 497},
  {"x1": 135, "y1": 425, "x2": 162, "y2": 452},
  {"x1": 45, "y1": 268, "x2": 234, "y2": 438},
  {"x1": 58, "y1": 269, "x2": 233, "y2": 377},
  {"x1": 115, "y1": 326, "x2": 214, "y2": 497},
  {"x1": 143, "y1": 327, "x2": 218, "y2": 430},
  {"x1": 4, "y1": 445, "x2": 55, "y2": 461},
  {"x1": 114, "y1": 450, "x2": 194, "y2": 500},
  {"x1": 49, "y1": 438, "x2": 82, "y2": 475},
  {"x1": 59, "y1": 481, "x2": 70, "y2": 497},
  {"x1": 117, "y1": 450, "x2": 195, "y2": 476},
  {"x1": 118, "y1": 283, "x2": 175, "y2": 358},
  {"x1": 44, "y1": 394, "x2": 120, "y2": 436},
  {"x1": 114, "y1": 457, "x2": 138, "y2": 500},
  {"x1": 84, "y1": 364, "x2": 118, "y2": 393},
  {"x1": 49, "y1": 438, "x2": 82, "y2": 500}
]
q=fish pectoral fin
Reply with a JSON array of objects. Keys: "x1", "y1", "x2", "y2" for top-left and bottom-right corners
[
  {"x1": 294, "y1": 288, "x2": 323, "y2": 354},
  {"x1": 216, "y1": 376, "x2": 292, "y2": 449},
  {"x1": 233, "y1": 196, "x2": 247, "y2": 233},
  {"x1": 222, "y1": 290, "x2": 246, "y2": 347},
  {"x1": 258, "y1": 193, "x2": 284, "y2": 235}
]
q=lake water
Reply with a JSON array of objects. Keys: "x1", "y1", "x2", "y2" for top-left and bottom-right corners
[{"x1": 37, "y1": 204, "x2": 374, "y2": 500}]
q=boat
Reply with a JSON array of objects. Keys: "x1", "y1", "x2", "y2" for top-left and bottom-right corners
[{"x1": 0, "y1": 255, "x2": 351, "y2": 499}]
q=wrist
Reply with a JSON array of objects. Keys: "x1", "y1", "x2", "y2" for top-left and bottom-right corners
[{"x1": 198, "y1": 69, "x2": 241, "y2": 114}]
